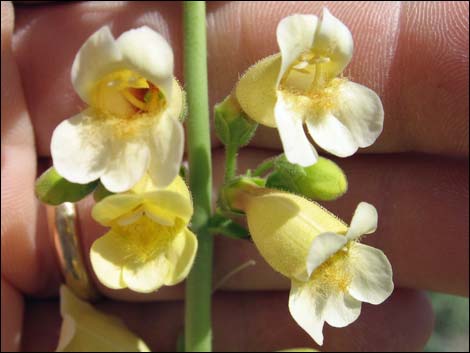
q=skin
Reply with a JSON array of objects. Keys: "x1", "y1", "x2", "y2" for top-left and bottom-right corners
[{"x1": 1, "y1": 1, "x2": 468, "y2": 351}]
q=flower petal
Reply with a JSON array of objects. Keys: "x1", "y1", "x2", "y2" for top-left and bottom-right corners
[
  {"x1": 143, "y1": 175, "x2": 192, "y2": 224},
  {"x1": 306, "y1": 113, "x2": 358, "y2": 157},
  {"x1": 275, "y1": 93, "x2": 318, "y2": 167},
  {"x1": 323, "y1": 291, "x2": 361, "y2": 328},
  {"x1": 89, "y1": 230, "x2": 127, "y2": 290},
  {"x1": 289, "y1": 280, "x2": 327, "y2": 346},
  {"x1": 148, "y1": 114, "x2": 184, "y2": 188},
  {"x1": 348, "y1": 243, "x2": 394, "y2": 305},
  {"x1": 71, "y1": 26, "x2": 123, "y2": 104},
  {"x1": 246, "y1": 191, "x2": 348, "y2": 281},
  {"x1": 51, "y1": 111, "x2": 108, "y2": 184},
  {"x1": 116, "y1": 26, "x2": 174, "y2": 101},
  {"x1": 145, "y1": 190, "x2": 193, "y2": 226},
  {"x1": 164, "y1": 229, "x2": 198, "y2": 286},
  {"x1": 91, "y1": 194, "x2": 142, "y2": 226},
  {"x1": 167, "y1": 78, "x2": 184, "y2": 121},
  {"x1": 314, "y1": 8, "x2": 353, "y2": 79},
  {"x1": 235, "y1": 54, "x2": 280, "y2": 128},
  {"x1": 306, "y1": 232, "x2": 347, "y2": 277},
  {"x1": 346, "y1": 202, "x2": 378, "y2": 241},
  {"x1": 123, "y1": 255, "x2": 170, "y2": 293},
  {"x1": 277, "y1": 14, "x2": 318, "y2": 83},
  {"x1": 101, "y1": 140, "x2": 150, "y2": 193},
  {"x1": 334, "y1": 81, "x2": 384, "y2": 148},
  {"x1": 58, "y1": 285, "x2": 151, "y2": 352}
]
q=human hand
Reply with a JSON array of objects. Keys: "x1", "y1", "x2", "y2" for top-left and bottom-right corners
[{"x1": 2, "y1": 1, "x2": 468, "y2": 351}]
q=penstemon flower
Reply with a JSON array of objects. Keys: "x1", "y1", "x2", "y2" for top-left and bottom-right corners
[
  {"x1": 236, "y1": 9, "x2": 384, "y2": 166},
  {"x1": 90, "y1": 174, "x2": 197, "y2": 293},
  {"x1": 51, "y1": 26, "x2": 184, "y2": 193},
  {"x1": 56, "y1": 285, "x2": 150, "y2": 351},
  {"x1": 225, "y1": 183, "x2": 393, "y2": 346}
]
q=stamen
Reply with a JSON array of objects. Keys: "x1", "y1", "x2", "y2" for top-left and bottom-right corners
[{"x1": 122, "y1": 89, "x2": 147, "y2": 111}]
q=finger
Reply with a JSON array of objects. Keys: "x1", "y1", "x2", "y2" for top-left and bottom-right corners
[
  {"x1": 206, "y1": 1, "x2": 469, "y2": 156},
  {"x1": 13, "y1": 2, "x2": 469, "y2": 156},
  {"x1": 1, "y1": 278, "x2": 24, "y2": 352},
  {"x1": 46, "y1": 148, "x2": 469, "y2": 300},
  {"x1": 15, "y1": 2, "x2": 468, "y2": 155},
  {"x1": 1, "y1": 1, "x2": 61, "y2": 294},
  {"x1": 8, "y1": 3, "x2": 468, "y2": 297},
  {"x1": 21, "y1": 288, "x2": 433, "y2": 352}
]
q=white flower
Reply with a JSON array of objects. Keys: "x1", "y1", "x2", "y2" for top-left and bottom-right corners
[
  {"x1": 289, "y1": 203, "x2": 393, "y2": 346},
  {"x1": 236, "y1": 9, "x2": 384, "y2": 166},
  {"x1": 51, "y1": 26, "x2": 184, "y2": 192}
]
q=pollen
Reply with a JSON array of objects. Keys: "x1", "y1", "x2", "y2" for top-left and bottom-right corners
[
  {"x1": 310, "y1": 245, "x2": 352, "y2": 294},
  {"x1": 114, "y1": 216, "x2": 182, "y2": 265}
]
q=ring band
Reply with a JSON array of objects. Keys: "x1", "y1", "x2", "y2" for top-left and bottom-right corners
[{"x1": 48, "y1": 202, "x2": 100, "y2": 302}]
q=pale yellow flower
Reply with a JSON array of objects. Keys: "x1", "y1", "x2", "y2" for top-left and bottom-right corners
[
  {"x1": 51, "y1": 26, "x2": 184, "y2": 192},
  {"x1": 235, "y1": 188, "x2": 393, "y2": 346},
  {"x1": 56, "y1": 285, "x2": 150, "y2": 352},
  {"x1": 236, "y1": 9, "x2": 384, "y2": 166},
  {"x1": 90, "y1": 175, "x2": 197, "y2": 293}
]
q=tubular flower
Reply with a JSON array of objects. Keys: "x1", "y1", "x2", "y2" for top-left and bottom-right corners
[
  {"x1": 51, "y1": 26, "x2": 184, "y2": 192},
  {"x1": 236, "y1": 9, "x2": 384, "y2": 166},
  {"x1": 90, "y1": 175, "x2": 197, "y2": 293},
  {"x1": 56, "y1": 285, "x2": 150, "y2": 351},
  {"x1": 234, "y1": 187, "x2": 393, "y2": 346}
]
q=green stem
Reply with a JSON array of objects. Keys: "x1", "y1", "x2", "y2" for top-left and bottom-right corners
[
  {"x1": 252, "y1": 157, "x2": 276, "y2": 177},
  {"x1": 224, "y1": 144, "x2": 238, "y2": 183},
  {"x1": 184, "y1": 2, "x2": 213, "y2": 352}
]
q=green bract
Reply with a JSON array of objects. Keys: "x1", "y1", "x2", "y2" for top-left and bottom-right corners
[
  {"x1": 35, "y1": 167, "x2": 98, "y2": 205},
  {"x1": 266, "y1": 156, "x2": 347, "y2": 201}
]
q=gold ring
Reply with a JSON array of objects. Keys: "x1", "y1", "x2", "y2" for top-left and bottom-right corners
[{"x1": 48, "y1": 202, "x2": 100, "y2": 302}]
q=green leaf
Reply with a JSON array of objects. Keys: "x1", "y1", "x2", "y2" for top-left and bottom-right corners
[
  {"x1": 35, "y1": 167, "x2": 98, "y2": 205},
  {"x1": 266, "y1": 156, "x2": 348, "y2": 201}
]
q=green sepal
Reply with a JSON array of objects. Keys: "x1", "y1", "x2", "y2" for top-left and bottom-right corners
[
  {"x1": 35, "y1": 167, "x2": 98, "y2": 205},
  {"x1": 266, "y1": 156, "x2": 348, "y2": 201},
  {"x1": 214, "y1": 95, "x2": 258, "y2": 148},
  {"x1": 93, "y1": 181, "x2": 115, "y2": 202},
  {"x1": 208, "y1": 213, "x2": 250, "y2": 240}
]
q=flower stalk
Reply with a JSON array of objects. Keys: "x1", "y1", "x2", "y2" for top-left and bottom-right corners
[{"x1": 184, "y1": 2, "x2": 213, "y2": 352}]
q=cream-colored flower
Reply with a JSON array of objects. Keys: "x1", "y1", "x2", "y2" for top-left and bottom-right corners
[
  {"x1": 289, "y1": 203, "x2": 393, "y2": 346},
  {"x1": 56, "y1": 285, "x2": 150, "y2": 352},
  {"x1": 231, "y1": 184, "x2": 393, "y2": 346},
  {"x1": 90, "y1": 175, "x2": 197, "y2": 293},
  {"x1": 236, "y1": 9, "x2": 384, "y2": 166},
  {"x1": 51, "y1": 26, "x2": 184, "y2": 192}
]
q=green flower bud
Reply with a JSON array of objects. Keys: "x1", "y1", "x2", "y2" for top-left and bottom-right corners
[
  {"x1": 266, "y1": 156, "x2": 347, "y2": 201},
  {"x1": 35, "y1": 167, "x2": 98, "y2": 205},
  {"x1": 214, "y1": 95, "x2": 258, "y2": 148}
]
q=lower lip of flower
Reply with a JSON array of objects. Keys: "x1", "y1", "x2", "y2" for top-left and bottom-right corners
[{"x1": 117, "y1": 216, "x2": 182, "y2": 264}]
